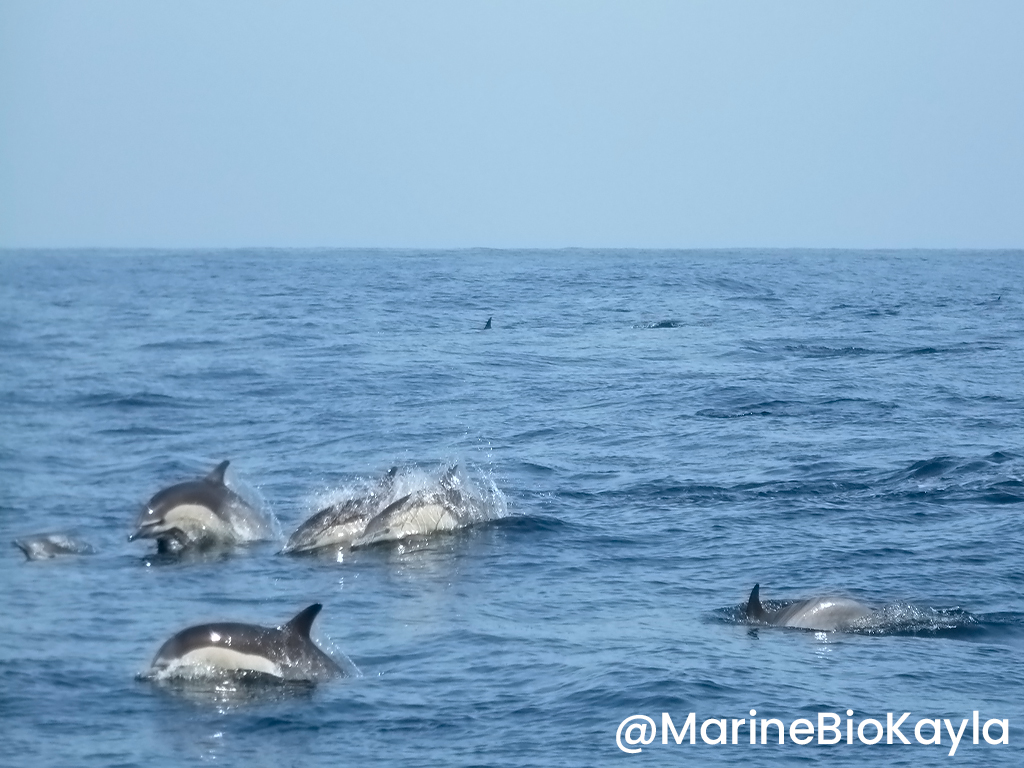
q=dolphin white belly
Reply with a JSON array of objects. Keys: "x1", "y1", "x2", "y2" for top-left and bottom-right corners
[
  {"x1": 163, "y1": 503, "x2": 236, "y2": 543},
  {"x1": 177, "y1": 647, "x2": 284, "y2": 677}
]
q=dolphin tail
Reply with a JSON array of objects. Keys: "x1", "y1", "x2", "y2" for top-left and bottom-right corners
[
  {"x1": 206, "y1": 460, "x2": 231, "y2": 485},
  {"x1": 746, "y1": 583, "x2": 765, "y2": 621},
  {"x1": 286, "y1": 604, "x2": 323, "y2": 638}
]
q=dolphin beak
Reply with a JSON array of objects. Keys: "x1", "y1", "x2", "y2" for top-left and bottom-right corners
[
  {"x1": 130, "y1": 511, "x2": 161, "y2": 542},
  {"x1": 128, "y1": 522, "x2": 157, "y2": 542}
]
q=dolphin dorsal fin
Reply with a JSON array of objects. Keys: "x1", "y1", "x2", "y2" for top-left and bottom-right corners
[
  {"x1": 379, "y1": 494, "x2": 411, "y2": 516},
  {"x1": 440, "y1": 464, "x2": 459, "y2": 488},
  {"x1": 286, "y1": 604, "x2": 323, "y2": 638},
  {"x1": 379, "y1": 466, "x2": 399, "y2": 488},
  {"x1": 747, "y1": 583, "x2": 765, "y2": 621},
  {"x1": 205, "y1": 460, "x2": 230, "y2": 485}
]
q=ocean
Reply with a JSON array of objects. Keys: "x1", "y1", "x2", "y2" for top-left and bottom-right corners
[{"x1": 0, "y1": 249, "x2": 1021, "y2": 766}]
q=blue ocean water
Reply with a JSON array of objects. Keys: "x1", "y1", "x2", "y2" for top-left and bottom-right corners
[{"x1": 0, "y1": 249, "x2": 1021, "y2": 766}]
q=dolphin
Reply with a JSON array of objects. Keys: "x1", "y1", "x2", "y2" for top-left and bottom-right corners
[
  {"x1": 129, "y1": 460, "x2": 266, "y2": 553},
  {"x1": 146, "y1": 604, "x2": 342, "y2": 683},
  {"x1": 353, "y1": 465, "x2": 465, "y2": 548},
  {"x1": 745, "y1": 583, "x2": 873, "y2": 631},
  {"x1": 483, "y1": 316, "x2": 492, "y2": 330},
  {"x1": 13, "y1": 533, "x2": 96, "y2": 561},
  {"x1": 283, "y1": 467, "x2": 400, "y2": 554}
]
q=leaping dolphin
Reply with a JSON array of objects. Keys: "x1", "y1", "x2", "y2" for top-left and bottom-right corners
[
  {"x1": 283, "y1": 467, "x2": 400, "y2": 554},
  {"x1": 353, "y1": 465, "x2": 465, "y2": 548},
  {"x1": 146, "y1": 603, "x2": 343, "y2": 683},
  {"x1": 13, "y1": 533, "x2": 96, "y2": 561},
  {"x1": 129, "y1": 460, "x2": 269, "y2": 553},
  {"x1": 745, "y1": 583, "x2": 873, "y2": 631}
]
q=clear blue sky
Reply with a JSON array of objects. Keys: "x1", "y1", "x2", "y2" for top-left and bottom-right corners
[{"x1": 1, "y1": 1, "x2": 1021, "y2": 248}]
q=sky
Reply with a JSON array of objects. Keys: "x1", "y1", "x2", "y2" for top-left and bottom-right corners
[{"x1": 1, "y1": 1, "x2": 1022, "y2": 249}]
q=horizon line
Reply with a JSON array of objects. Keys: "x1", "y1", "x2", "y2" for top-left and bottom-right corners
[{"x1": 1, "y1": 245, "x2": 1022, "y2": 254}]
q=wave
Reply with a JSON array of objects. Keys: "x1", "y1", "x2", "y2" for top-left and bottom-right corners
[
  {"x1": 587, "y1": 451, "x2": 1024, "y2": 509},
  {"x1": 634, "y1": 320, "x2": 682, "y2": 329},
  {"x1": 71, "y1": 391, "x2": 193, "y2": 409}
]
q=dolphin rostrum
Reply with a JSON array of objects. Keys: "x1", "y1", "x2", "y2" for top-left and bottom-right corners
[
  {"x1": 13, "y1": 533, "x2": 96, "y2": 561},
  {"x1": 745, "y1": 583, "x2": 873, "y2": 631},
  {"x1": 283, "y1": 467, "x2": 400, "y2": 554},
  {"x1": 129, "y1": 460, "x2": 269, "y2": 553},
  {"x1": 353, "y1": 465, "x2": 466, "y2": 548},
  {"x1": 147, "y1": 604, "x2": 343, "y2": 682}
]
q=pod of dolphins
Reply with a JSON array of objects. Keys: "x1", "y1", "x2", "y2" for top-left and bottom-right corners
[
  {"x1": 12, "y1": 459, "x2": 495, "y2": 685},
  {"x1": 123, "y1": 460, "x2": 477, "y2": 558},
  {"x1": 11, "y1": 458, "x2": 940, "y2": 686}
]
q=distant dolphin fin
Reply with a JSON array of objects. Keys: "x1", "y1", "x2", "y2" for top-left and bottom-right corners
[
  {"x1": 286, "y1": 604, "x2": 323, "y2": 638},
  {"x1": 440, "y1": 464, "x2": 459, "y2": 488},
  {"x1": 379, "y1": 466, "x2": 399, "y2": 488},
  {"x1": 484, "y1": 316, "x2": 492, "y2": 329},
  {"x1": 746, "y1": 583, "x2": 765, "y2": 621},
  {"x1": 205, "y1": 460, "x2": 230, "y2": 485}
]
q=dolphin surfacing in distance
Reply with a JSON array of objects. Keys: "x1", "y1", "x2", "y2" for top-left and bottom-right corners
[
  {"x1": 283, "y1": 467, "x2": 399, "y2": 555},
  {"x1": 129, "y1": 460, "x2": 270, "y2": 553},
  {"x1": 745, "y1": 583, "x2": 873, "y2": 631},
  {"x1": 146, "y1": 604, "x2": 343, "y2": 683},
  {"x1": 13, "y1": 533, "x2": 96, "y2": 561}
]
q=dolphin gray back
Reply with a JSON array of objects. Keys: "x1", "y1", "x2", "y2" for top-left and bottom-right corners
[
  {"x1": 772, "y1": 596, "x2": 872, "y2": 630},
  {"x1": 745, "y1": 583, "x2": 873, "y2": 630},
  {"x1": 283, "y1": 499, "x2": 370, "y2": 554},
  {"x1": 149, "y1": 480, "x2": 230, "y2": 517},
  {"x1": 156, "y1": 460, "x2": 234, "y2": 511}
]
